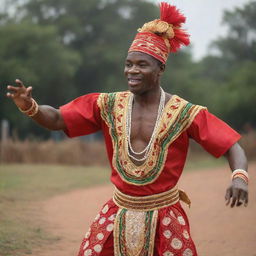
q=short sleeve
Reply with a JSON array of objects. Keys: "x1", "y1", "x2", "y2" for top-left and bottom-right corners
[
  {"x1": 187, "y1": 109, "x2": 241, "y2": 158},
  {"x1": 59, "y1": 93, "x2": 102, "y2": 138}
]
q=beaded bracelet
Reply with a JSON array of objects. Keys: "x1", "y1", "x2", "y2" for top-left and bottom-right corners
[
  {"x1": 18, "y1": 98, "x2": 39, "y2": 117},
  {"x1": 231, "y1": 169, "x2": 249, "y2": 184}
]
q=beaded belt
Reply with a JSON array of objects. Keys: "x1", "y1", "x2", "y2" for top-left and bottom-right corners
[{"x1": 113, "y1": 186, "x2": 183, "y2": 211}]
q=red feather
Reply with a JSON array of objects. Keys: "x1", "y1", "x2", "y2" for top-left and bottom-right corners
[
  {"x1": 160, "y1": 2, "x2": 190, "y2": 52},
  {"x1": 169, "y1": 28, "x2": 190, "y2": 53},
  {"x1": 160, "y1": 2, "x2": 186, "y2": 26}
]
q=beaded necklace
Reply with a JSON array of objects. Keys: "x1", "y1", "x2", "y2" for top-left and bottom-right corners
[{"x1": 126, "y1": 87, "x2": 165, "y2": 162}]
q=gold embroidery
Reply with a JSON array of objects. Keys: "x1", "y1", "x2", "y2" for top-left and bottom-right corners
[
  {"x1": 97, "y1": 92, "x2": 206, "y2": 186},
  {"x1": 114, "y1": 208, "x2": 158, "y2": 256},
  {"x1": 113, "y1": 186, "x2": 180, "y2": 211},
  {"x1": 129, "y1": 35, "x2": 168, "y2": 60},
  {"x1": 138, "y1": 20, "x2": 175, "y2": 39},
  {"x1": 125, "y1": 211, "x2": 146, "y2": 255}
]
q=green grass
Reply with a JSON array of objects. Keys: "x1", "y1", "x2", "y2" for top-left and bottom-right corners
[
  {"x1": 0, "y1": 218, "x2": 60, "y2": 256},
  {"x1": 0, "y1": 164, "x2": 110, "y2": 256},
  {"x1": 0, "y1": 164, "x2": 110, "y2": 200}
]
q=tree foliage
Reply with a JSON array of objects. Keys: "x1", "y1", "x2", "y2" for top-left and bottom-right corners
[
  {"x1": 1, "y1": 0, "x2": 158, "y2": 138},
  {"x1": 0, "y1": 22, "x2": 80, "y2": 137},
  {"x1": 203, "y1": 1, "x2": 256, "y2": 128},
  {"x1": 0, "y1": 0, "x2": 255, "y2": 137},
  {"x1": 21, "y1": 0, "x2": 158, "y2": 93}
]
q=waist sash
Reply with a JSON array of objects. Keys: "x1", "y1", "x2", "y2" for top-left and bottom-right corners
[{"x1": 113, "y1": 186, "x2": 181, "y2": 211}]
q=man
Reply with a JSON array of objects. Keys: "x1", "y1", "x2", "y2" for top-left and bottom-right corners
[{"x1": 7, "y1": 2, "x2": 248, "y2": 256}]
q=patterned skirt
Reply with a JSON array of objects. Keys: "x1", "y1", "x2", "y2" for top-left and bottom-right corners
[{"x1": 77, "y1": 198, "x2": 197, "y2": 256}]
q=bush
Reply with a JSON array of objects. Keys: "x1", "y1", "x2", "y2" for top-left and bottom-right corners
[
  {"x1": 0, "y1": 130, "x2": 255, "y2": 165},
  {"x1": 0, "y1": 139, "x2": 108, "y2": 165}
]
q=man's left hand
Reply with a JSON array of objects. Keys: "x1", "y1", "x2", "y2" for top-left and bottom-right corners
[{"x1": 225, "y1": 177, "x2": 248, "y2": 207}]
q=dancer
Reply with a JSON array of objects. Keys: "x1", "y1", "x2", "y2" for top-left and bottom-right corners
[{"x1": 7, "y1": 2, "x2": 248, "y2": 256}]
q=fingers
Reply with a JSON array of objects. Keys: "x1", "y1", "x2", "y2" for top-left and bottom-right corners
[
  {"x1": 236, "y1": 190, "x2": 243, "y2": 207},
  {"x1": 230, "y1": 189, "x2": 239, "y2": 208},
  {"x1": 225, "y1": 187, "x2": 232, "y2": 206},
  {"x1": 7, "y1": 85, "x2": 19, "y2": 92},
  {"x1": 15, "y1": 79, "x2": 25, "y2": 87},
  {"x1": 225, "y1": 187, "x2": 248, "y2": 208},
  {"x1": 6, "y1": 80, "x2": 31, "y2": 99},
  {"x1": 6, "y1": 85, "x2": 19, "y2": 98},
  {"x1": 6, "y1": 91, "x2": 15, "y2": 99},
  {"x1": 236, "y1": 201, "x2": 243, "y2": 207},
  {"x1": 236, "y1": 191, "x2": 247, "y2": 206},
  {"x1": 240, "y1": 190, "x2": 248, "y2": 207},
  {"x1": 245, "y1": 196, "x2": 248, "y2": 207},
  {"x1": 26, "y1": 86, "x2": 33, "y2": 97},
  {"x1": 235, "y1": 190, "x2": 249, "y2": 207}
]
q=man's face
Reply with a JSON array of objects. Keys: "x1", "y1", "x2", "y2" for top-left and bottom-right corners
[{"x1": 124, "y1": 51, "x2": 164, "y2": 95}]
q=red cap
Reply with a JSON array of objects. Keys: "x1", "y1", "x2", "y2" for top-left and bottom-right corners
[{"x1": 128, "y1": 2, "x2": 190, "y2": 64}]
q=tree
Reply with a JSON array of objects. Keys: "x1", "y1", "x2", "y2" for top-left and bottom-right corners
[
  {"x1": 20, "y1": 0, "x2": 159, "y2": 93},
  {"x1": 219, "y1": 61, "x2": 256, "y2": 129},
  {"x1": 0, "y1": 22, "x2": 80, "y2": 138},
  {"x1": 212, "y1": 1, "x2": 256, "y2": 63},
  {"x1": 0, "y1": 0, "x2": 162, "y2": 137},
  {"x1": 195, "y1": 1, "x2": 256, "y2": 129}
]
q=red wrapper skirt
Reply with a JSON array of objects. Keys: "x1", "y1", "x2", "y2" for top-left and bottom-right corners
[{"x1": 77, "y1": 199, "x2": 197, "y2": 256}]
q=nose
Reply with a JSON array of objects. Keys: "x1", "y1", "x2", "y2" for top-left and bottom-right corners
[{"x1": 128, "y1": 65, "x2": 140, "y2": 73}]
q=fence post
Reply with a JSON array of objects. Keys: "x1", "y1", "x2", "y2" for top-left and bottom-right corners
[{"x1": 0, "y1": 119, "x2": 10, "y2": 162}]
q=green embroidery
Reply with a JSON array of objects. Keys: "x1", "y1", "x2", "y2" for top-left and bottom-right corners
[
  {"x1": 144, "y1": 211, "x2": 154, "y2": 254},
  {"x1": 118, "y1": 209, "x2": 127, "y2": 256},
  {"x1": 116, "y1": 103, "x2": 194, "y2": 185},
  {"x1": 99, "y1": 92, "x2": 201, "y2": 186}
]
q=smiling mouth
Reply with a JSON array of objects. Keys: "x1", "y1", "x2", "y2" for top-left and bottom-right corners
[{"x1": 128, "y1": 78, "x2": 142, "y2": 86}]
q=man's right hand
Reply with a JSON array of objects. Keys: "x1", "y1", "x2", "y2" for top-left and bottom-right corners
[
  {"x1": 7, "y1": 79, "x2": 33, "y2": 111},
  {"x1": 6, "y1": 79, "x2": 66, "y2": 131}
]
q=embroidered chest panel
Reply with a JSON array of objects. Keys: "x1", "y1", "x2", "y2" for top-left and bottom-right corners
[{"x1": 97, "y1": 92, "x2": 205, "y2": 186}]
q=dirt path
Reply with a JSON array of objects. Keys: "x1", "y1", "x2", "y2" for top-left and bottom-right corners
[{"x1": 34, "y1": 164, "x2": 256, "y2": 256}]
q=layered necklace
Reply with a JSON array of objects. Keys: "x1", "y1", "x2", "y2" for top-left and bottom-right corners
[{"x1": 126, "y1": 87, "x2": 166, "y2": 162}]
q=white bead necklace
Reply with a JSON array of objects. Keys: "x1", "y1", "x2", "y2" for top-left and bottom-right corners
[{"x1": 126, "y1": 87, "x2": 165, "y2": 162}]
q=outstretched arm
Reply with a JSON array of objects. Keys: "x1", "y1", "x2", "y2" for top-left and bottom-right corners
[
  {"x1": 224, "y1": 142, "x2": 248, "y2": 207},
  {"x1": 6, "y1": 79, "x2": 66, "y2": 131}
]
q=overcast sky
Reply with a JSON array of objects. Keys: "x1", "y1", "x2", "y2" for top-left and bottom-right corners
[{"x1": 150, "y1": 0, "x2": 252, "y2": 60}]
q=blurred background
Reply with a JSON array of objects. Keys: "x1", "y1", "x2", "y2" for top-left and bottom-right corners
[
  {"x1": 0, "y1": 1, "x2": 255, "y2": 255},
  {"x1": 0, "y1": 0, "x2": 255, "y2": 163},
  {"x1": 0, "y1": 0, "x2": 255, "y2": 137}
]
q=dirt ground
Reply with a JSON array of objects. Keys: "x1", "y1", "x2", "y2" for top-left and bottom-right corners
[{"x1": 33, "y1": 163, "x2": 256, "y2": 256}]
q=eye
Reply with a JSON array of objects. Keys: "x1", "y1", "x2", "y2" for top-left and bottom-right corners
[
  {"x1": 125, "y1": 62, "x2": 132, "y2": 68},
  {"x1": 139, "y1": 63, "x2": 148, "y2": 68}
]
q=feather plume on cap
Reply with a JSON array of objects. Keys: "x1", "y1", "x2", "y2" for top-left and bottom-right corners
[{"x1": 138, "y1": 2, "x2": 190, "y2": 53}]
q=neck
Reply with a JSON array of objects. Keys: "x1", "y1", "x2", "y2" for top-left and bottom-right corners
[{"x1": 133, "y1": 87, "x2": 162, "y2": 106}]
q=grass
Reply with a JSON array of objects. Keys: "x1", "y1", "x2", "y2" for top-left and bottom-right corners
[
  {"x1": 0, "y1": 218, "x2": 59, "y2": 256},
  {"x1": 0, "y1": 164, "x2": 110, "y2": 200},
  {"x1": 0, "y1": 164, "x2": 110, "y2": 256}
]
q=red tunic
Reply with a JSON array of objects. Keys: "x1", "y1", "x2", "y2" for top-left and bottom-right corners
[{"x1": 60, "y1": 92, "x2": 240, "y2": 256}]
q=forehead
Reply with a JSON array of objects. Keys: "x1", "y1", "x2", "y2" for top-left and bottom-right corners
[{"x1": 126, "y1": 51, "x2": 159, "y2": 64}]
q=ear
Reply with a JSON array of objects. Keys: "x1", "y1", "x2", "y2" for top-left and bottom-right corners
[{"x1": 159, "y1": 63, "x2": 165, "y2": 75}]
